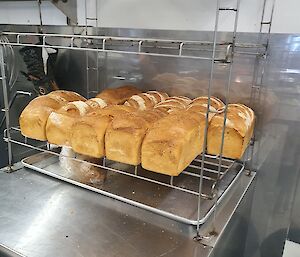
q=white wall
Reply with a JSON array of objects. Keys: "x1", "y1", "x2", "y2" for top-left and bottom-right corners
[
  {"x1": 0, "y1": 0, "x2": 299, "y2": 34},
  {"x1": 0, "y1": 1, "x2": 66, "y2": 25}
]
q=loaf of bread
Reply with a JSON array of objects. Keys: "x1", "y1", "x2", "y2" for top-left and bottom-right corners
[
  {"x1": 85, "y1": 98, "x2": 109, "y2": 109},
  {"x1": 19, "y1": 90, "x2": 86, "y2": 141},
  {"x1": 141, "y1": 110, "x2": 204, "y2": 176},
  {"x1": 154, "y1": 96, "x2": 191, "y2": 114},
  {"x1": 105, "y1": 110, "x2": 167, "y2": 165},
  {"x1": 207, "y1": 103, "x2": 255, "y2": 159},
  {"x1": 48, "y1": 90, "x2": 86, "y2": 102},
  {"x1": 190, "y1": 96, "x2": 224, "y2": 111},
  {"x1": 70, "y1": 105, "x2": 135, "y2": 158},
  {"x1": 96, "y1": 85, "x2": 141, "y2": 104},
  {"x1": 124, "y1": 91, "x2": 168, "y2": 110},
  {"x1": 46, "y1": 101, "x2": 91, "y2": 146},
  {"x1": 187, "y1": 96, "x2": 224, "y2": 121}
]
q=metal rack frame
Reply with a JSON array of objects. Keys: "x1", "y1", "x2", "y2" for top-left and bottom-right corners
[
  {"x1": 3, "y1": 126, "x2": 245, "y2": 226},
  {"x1": 0, "y1": 0, "x2": 276, "y2": 242},
  {"x1": 4, "y1": 127, "x2": 238, "y2": 199}
]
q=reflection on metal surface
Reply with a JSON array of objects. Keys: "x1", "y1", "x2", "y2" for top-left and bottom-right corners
[
  {"x1": 19, "y1": 151, "x2": 244, "y2": 226},
  {"x1": 0, "y1": 167, "x2": 254, "y2": 257},
  {"x1": 16, "y1": 192, "x2": 63, "y2": 249}
]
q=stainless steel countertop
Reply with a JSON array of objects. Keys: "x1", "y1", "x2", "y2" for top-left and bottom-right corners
[{"x1": 0, "y1": 167, "x2": 211, "y2": 257}]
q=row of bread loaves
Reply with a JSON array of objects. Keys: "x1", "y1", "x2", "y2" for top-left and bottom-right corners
[
  {"x1": 19, "y1": 85, "x2": 141, "y2": 141},
  {"x1": 19, "y1": 86, "x2": 255, "y2": 177}
]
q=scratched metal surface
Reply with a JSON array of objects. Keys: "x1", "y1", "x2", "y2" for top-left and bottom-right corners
[
  {"x1": 0, "y1": 168, "x2": 211, "y2": 257},
  {"x1": 242, "y1": 33, "x2": 300, "y2": 257}
]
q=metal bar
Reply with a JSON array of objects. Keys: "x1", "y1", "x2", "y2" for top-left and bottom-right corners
[
  {"x1": 187, "y1": 164, "x2": 226, "y2": 175},
  {"x1": 37, "y1": 0, "x2": 43, "y2": 33},
  {"x1": 70, "y1": 37, "x2": 74, "y2": 47},
  {"x1": 0, "y1": 42, "x2": 219, "y2": 61},
  {"x1": 1, "y1": 32, "x2": 265, "y2": 48},
  {"x1": 208, "y1": 0, "x2": 242, "y2": 235},
  {"x1": 0, "y1": 46, "x2": 13, "y2": 169},
  {"x1": 179, "y1": 42, "x2": 184, "y2": 56},
  {"x1": 134, "y1": 166, "x2": 138, "y2": 176},
  {"x1": 170, "y1": 176, "x2": 174, "y2": 186},
  {"x1": 219, "y1": 8, "x2": 237, "y2": 11},
  {"x1": 138, "y1": 40, "x2": 143, "y2": 52},
  {"x1": 266, "y1": 0, "x2": 276, "y2": 46},
  {"x1": 86, "y1": 51, "x2": 90, "y2": 98},
  {"x1": 218, "y1": 160, "x2": 235, "y2": 180},
  {"x1": 102, "y1": 38, "x2": 106, "y2": 50},
  {"x1": 196, "y1": 0, "x2": 221, "y2": 234},
  {"x1": 0, "y1": 91, "x2": 32, "y2": 129},
  {"x1": 216, "y1": 0, "x2": 241, "y2": 181},
  {"x1": 95, "y1": 0, "x2": 99, "y2": 28},
  {"x1": 182, "y1": 170, "x2": 217, "y2": 181},
  {"x1": 84, "y1": 0, "x2": 88, "y2": 35},
  {"x1": 10, "y1": 127, "x2": 20, "y2": 131},
  {"x1": 260, "y1": 0, "x2": 267, "y2": 32},
  {"x1": 193, "y1": 158, "x2": 232, "y2": 168}
]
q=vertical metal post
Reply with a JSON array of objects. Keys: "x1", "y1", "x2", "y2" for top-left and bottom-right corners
[
  {"x1": 249, "y1": 0, "x2": 276, "y2": 173},
  {"x1": 84, "y1": 0, "x2": 88, "y2": 36},
  {"x1": 0, "y1": 46, "x2": 13, "y2": 170},
  {"x1": 85, "y1": 0, "x2": 100, "y2": 96},
  {"x1": 84, "y1": 0, "x2": 90, "y2": 98},
  {"x1": 37, "y1": 0, "x2": 43, "y2": 33},
  {"x1": 95, "y1": 0, "x2": 100, "y2": 93},
  {"x1": 195, "y1": 0, "x2": 221, "y2": 237},
  {"x1": 259, "y1": 0, "x2": 268, "y2": 33},
  {"x1": 216, "y1": 0, "x2": 241, "y2": 181},
  {"x1": 134, "y1": 166, "x2": 138, "y2": 176},
  {"x1": 210, "y1": 0, "x2": 241, "y2": 231},
  {"x1": 266, "y1": 0, "x2": 276, "y2": 48}
]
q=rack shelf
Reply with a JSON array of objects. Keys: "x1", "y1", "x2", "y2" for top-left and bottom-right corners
[
  {"x1": 3, "y1": 127, "x2": 245, "y2": 225},
  {"x1": 1, "y1": 32, "x2": 266, "y2": 63}
]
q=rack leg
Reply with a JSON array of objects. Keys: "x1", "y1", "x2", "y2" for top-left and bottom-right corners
[
  {"x1": 0, "y1": 45, "x2": 13, "y2": 172},
  {"x1": 134, "y1": 166, "x2": 138, "y2": 176},
  {"x1": 196, "y1": 0, "x2": 222, "y2": 237}
]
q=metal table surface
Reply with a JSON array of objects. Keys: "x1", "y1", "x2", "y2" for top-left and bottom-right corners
[{"x1": 0, "y1": 167, "x2": 211, "y2": 257}]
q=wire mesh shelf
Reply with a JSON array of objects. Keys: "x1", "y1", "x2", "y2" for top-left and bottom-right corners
[
  {"x1": 3, "y1": 127, "x2": 245, "y2": 225},
  {"x1": 0, "y1": 32, "x2": 266, "y2": 63}
]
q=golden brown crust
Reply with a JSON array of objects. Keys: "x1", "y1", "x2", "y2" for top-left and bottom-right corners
[
  {"x1": 96, "y1": 105, "x2": 136, "y2": 117},
  {"x1": 146, "y1": 91, "x2": 169, "y2": 103},
  {"x1": 19, "y1": 95, "x2": 64, "y2": 141},
  {"x1": 19, "y1": 91, "x2": 86, "y2": 141},
  {"x1": 105, "y1": 110, "x2": 167, "y2": 165},
  {"x1": 154, "y1": 96, "x2": 191, "y2": 114},
  {"x1": 96, "y1": 85, "x2": 141, "y2": 105},
  {"x1": 46, "y1": 101, "x2": 91, "y2": 146},
  {"x1": 141, "y1": 111, "x2": 204, "y2": 176},
  {"x1": 48, "y1": 90, "x2": 87, "y2": 102},
  {"x1": 190, "y1": 96, "x2": 224, "y2": 110},
  {"x1": 71, "y1": 113, "x2": 112, "y2": 158},
  {"x1": 70, "y1": 105, "x2": 135, "y2": 158},
  {"x1": 209, "y1": 103, "x2": 254, "y2": 137},
  {"x1": 124, "y1": 93, "x2": 156, "y2": 110},
  {"x1": 207, "y1": 103, "x2": 255, "y2": 159}
]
